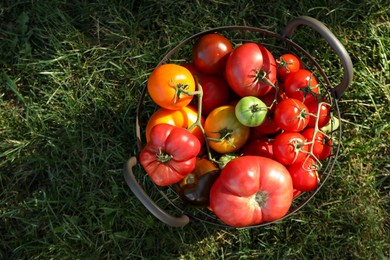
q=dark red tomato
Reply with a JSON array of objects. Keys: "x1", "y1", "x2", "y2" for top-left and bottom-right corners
[
  {"x1": 276, "y1": 53, "x2": 303, "y2": 82},
  {"x1": 174, "y1": 157, "x2": 220, "y2": 207},
  {"x1": 239, "y1": 138, "x2": 275, "y2": 160},
  {"x1": 259, "y1": 87, "x2": 287, "y2": 112},
  {"x1": 225, "y1": 43, "x2": 276, "y2": 98},
  {"x1": 182, "y1": 63, "x2": 231, "y2": 116},
  {"x1": 274, "y1": 98, "x2": 310, "y2": 132},
  {"x1": 273, "y1": 132, "x2": 309, "y2": 165},
  {"x1": 288, "y1": 157, "x2": 319, "y2": 192},
  {"x1": 192, "y1": 33, "x2": 233, "y2": 75},
  {"x1": 251, "y1": 110, "x2": 281, "y2": 136},
  {"x1": 199, "y1": 75, "x2": 231, "y2": 116},
  {"x1": 302, "y1": 128, "x2": 332, "y2": 161},
  {"x1": 284, "y1": 69, "x2": 319, "y2": 104},
  {"x1": 306, "y1": 100, "x2": 331, "y2": 128}
]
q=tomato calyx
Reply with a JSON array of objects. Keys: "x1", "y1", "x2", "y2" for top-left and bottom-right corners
[
  {"x1": 156, "y1": 149, "x2": 173, "y2": 163},
  {"x1": 300, "y1": 74, "x2": 320, "y2": 103},
  {"x1": 276, "y1": 57, "x2": 292, "y2": 72},
  {"x1": 254, "y1": 190, "x2": 269, "y2": 208},
  {"x1": 209, "y1": 128, "x2": 235, "y2": 145},
  {"x1": 290, "y1": 138, "x2": 308, "y2": 163},
  {"x1": 248, "y1": 67, "x2": 276, "y2": 89}
]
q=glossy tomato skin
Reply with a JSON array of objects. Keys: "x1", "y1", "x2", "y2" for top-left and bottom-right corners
[
  {"x1": 239, "y1": 138, "x2": 275, "y2": 160},
  {"x1": 182, "y1": 62, "x2": 231, "y2": 116},
  {"x1": 140, "y1": 124, "x2": 201, "y2": 186},
  {"x1": 288, "y1": 157, "x2": 319, "y2": 192},
  {"x1": 147, "y1": 64, "x2": 195, "y2": 110},
  {"x1": 209, "y1": 156, "x2": 293, "y2": 227},
  {"x1": 274, "y1": 98, "x2": 310, "y2": 132},
  {"x1": 235, "y1": 96, "x2": 268, "y2": 127},
  {"x1": 276, "y1": 53, "x2": 302, "y2": 82},
  {"x1": 251, "y1": 110, "x2": 281, "y2": 136},
  {"x1": 204, "y1": 105, "x2": 250, "y2": 153},
  {"x1": 192, "y1": 33, "x2": 233, "y2": 75},
  {"x1": 302, "y1": 128, "x2": 332, "y2": 161},
  {"x1": 174, "y1": 157, "x2": 220, "y2": 207},
  {"x1": 306, "y1": 100, "x2": 331, "y2": 128},
  {"x1": 284, "y1": 69, "x2": 319, "y2": 104},
  {"x1": 225, "y1": 43, "x2": 276, "y2": 98},
  {"x1": 273, "y1": 132, "x2": 309, "y2": 165},
  {"x1": 145, "y1": 106, "x2": 204, "y2": 145}
]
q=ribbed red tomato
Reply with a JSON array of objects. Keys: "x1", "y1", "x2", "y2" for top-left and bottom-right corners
[{"x1": 209, "y1": 156, "x2": 293, "y2": 227}]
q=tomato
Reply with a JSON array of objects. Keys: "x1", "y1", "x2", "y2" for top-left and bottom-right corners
[
  {"x1": 139, "y1": 124, "x2": 201, "y2": 186},
  {"x1": 306, "y1": 100, "x2": 331, "y2": 128},
  {"x1": 284, "y1": 69, "x2": 319, "y2": 104},
  {"x1": 209, "y1": 156, "x2": 293, "y2": 227},
  {"x1": 204, "y1": 105, "x2": 250, "y2": 153},
  {"x1": 145, "y1": 106, "x2": 204, "y2": 145},
  {"x1": 302, "y1": 128, "x2": 332, "y2": 161},
  {"x1": 235, "y1": 96, "x2": 268, "y2": 127},
  {"x1": 251, "y1": 110, "x2": 281, "y2": 136},
  {"x1": 320, "y1": 115, "x2": 340, "y2": 133},
  {"x1": 225, "y1": 43, "x2": 276, "y2": 97},
  {"x1": 239, "y1": 137, "x2": 275, "y2": 160},
  {"x1": 182, "y1": 63, "x2": 231, "y2": 116},
  {"x1": 288, "y1": 157, "x2": 319, "y2": 192},
  {"x1": 273, "y1": 132, "x2": 309, "y2": 165},
  {"x1": 276, "y1": 53, "x2": 303, "y2": 82},
  {"x1": 259, "y1": 86, "x2": 287, "y2": 111},
  {"x1": 192, "y1": 33, "x2": 233, "y2": 75},
  {"x1": 274, "y1": 98, "x2": 310, "y2": 132},
  {"x1": 147, "y1": 64, "x2": 196, "y2": 110},
  {"x1": 174, "y1": 158, "x2": 220, "y2": 207}
]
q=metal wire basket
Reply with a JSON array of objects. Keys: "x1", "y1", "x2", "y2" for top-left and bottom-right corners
[{"x1": 124, "y1": 16, "x2": 353, "y2": 228}]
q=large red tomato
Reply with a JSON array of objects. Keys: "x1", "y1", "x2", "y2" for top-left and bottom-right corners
[
  {"x1": 209, "y1": 156, "x2": 293, "y2": 227},
  {"x1": 139, "y1": 124, "x2": 201, "y2": 186},
  {"x1": 225, "y1": 43, "x2": 276, "y2": 98},
  {"x1": 192, "y1": 33, "x2": 233, "y2": 75}
]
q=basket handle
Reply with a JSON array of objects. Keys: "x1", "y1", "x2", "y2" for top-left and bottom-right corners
[
  {"x1": 282, "y1": 16, "x2": 353, "y2": 99},
  {"x1": 123, "y1": 157, "x2": 190, "y2": 227}
]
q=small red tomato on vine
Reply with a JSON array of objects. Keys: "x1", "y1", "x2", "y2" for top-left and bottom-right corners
[
  {"x1": 276, "y1": 53, "x2": 303, "y2": 82},
  {"x1": 274, "y1": 98, "x2": 310, "y2": 132},
  {"x1": 284, "y1": 69, "x2": 319, "y2": 104},
  {"x1": 273, "y1": 132, "x2": 309, "y2": 165},
  {"x1": 288, "y1": 157, "x2": 319, "y2": 192}
]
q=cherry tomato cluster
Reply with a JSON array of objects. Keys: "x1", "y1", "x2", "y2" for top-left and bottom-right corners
[{"x1": 139, "y1": 33, "x2": 336, "y2": 227}]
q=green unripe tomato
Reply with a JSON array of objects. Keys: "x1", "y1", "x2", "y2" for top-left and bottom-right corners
[
  {"x1": 235, "y1": 96, "x2": 268, "y2": 127},
  {"x1": 320, "y1": 115, "x2": 340, "y2": 133}
]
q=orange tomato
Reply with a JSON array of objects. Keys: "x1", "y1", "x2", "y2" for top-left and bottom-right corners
[
  {"x1": 145, "y1": 106, "x2": 205, "y2": 145},
  {"x1": 204, "y1": 105, "x2": 250, "y2": 153},
  {"x1": 147, "y1": 64, "x2": 196, "y2": 110}
]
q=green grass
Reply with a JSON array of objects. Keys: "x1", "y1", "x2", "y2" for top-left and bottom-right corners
[{"x1": 1, "y1": 0, "x2": 389, "y2": 258}]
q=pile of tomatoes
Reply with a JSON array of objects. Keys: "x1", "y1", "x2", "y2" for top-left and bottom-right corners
[{"x1": 139, "y1": 33, "x2": 336, "y2": 227}]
